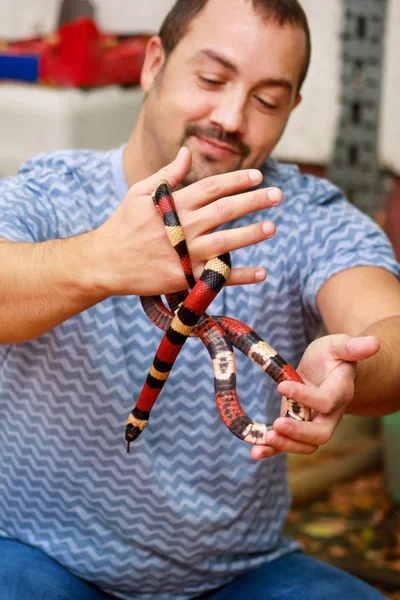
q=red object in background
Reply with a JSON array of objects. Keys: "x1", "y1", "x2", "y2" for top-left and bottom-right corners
[
  {"x1": 386, "y1": 179, "x2": 400, "y2": 261},
  {"x1": 0, "y1": 17, "x2": 150, "y2": 88}
]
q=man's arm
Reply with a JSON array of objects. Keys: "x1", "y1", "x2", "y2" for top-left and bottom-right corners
[
  {"x1": 0, "y1": 235, "x2": 107, "y2": 344},
  {"x1": 317, "y1": 265, "x2": 400, "y2": 416},
  {"x1": 351, "y1": 314, "x2": 400, "y2": 415},
  {"x1": 251, "y1": 265, "x2": 400, "y2": 460},
  {"x1": 0, "y1": 147, "x2": 281, "y2": 344}
]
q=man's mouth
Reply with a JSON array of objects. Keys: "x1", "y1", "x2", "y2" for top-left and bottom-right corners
[{"x1": 193, "y1": 135, "x2": 243, "y2": 159}]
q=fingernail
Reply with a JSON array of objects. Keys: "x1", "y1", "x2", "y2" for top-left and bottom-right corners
[
  {"x1": 249, "y1": 170, "x2": 262, "y2": 184},
  {"x1": 262, "y1": 222, "x2": 274, "y2": 237},
  {"x1": 268, "y1": 187, "x2": 282, "y2": 204},
  {"x1": 255, "y1": 269, "x2": 267, "y2": 282}
]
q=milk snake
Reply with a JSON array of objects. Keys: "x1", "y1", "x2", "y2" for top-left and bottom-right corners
[{"x1": 125, "y1": 180, "x2": 311, "y2": 452}]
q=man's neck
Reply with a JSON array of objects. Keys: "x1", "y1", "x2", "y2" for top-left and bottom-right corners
[{"x1": 123, "y1": 114, "x2": 161, "y2": 188}]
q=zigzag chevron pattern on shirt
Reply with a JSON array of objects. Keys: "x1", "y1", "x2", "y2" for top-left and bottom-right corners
[{"x1": 0, "y1": 149, "x2": 398, "y2": 600}]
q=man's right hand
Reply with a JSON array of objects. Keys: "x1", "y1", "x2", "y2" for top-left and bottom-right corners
[
  {"x1": 0, "y1": 147, "x2": 282, "y2": 343},
  {"x1": 92, "y1": 147, "x2": 282, "y2": 297}
]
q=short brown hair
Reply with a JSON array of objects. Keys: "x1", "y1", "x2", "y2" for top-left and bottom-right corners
[{"x1": 159, "y1": 0, "x2": 311, "y2": 92}]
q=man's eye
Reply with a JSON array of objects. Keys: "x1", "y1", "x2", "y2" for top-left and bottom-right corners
[
  {"x1": 198, "y1": 76, "x2": 224, "y2": 86},
  {"x1": 255, "y1": 96, "x2": 277, "y2": 110}
]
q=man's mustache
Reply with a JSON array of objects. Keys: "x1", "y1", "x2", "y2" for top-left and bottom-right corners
[{"x1": 183, "y1": 125, "x2": 250, "y2": 158}]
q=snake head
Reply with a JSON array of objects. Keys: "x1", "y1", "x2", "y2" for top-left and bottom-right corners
[
  {"x1": 125, "y1": 408, "x2": 150, "y2": 452},
  {"x1": 125, "y1": 423, "x2": 143, "y2": 441}
]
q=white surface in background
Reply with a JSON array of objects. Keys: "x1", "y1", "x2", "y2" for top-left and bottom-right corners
[
  {"x1": 0, "y1": 0, "x2": 176, "y2": 39},
  {"x1": 94, "y1": 0, "x2": 176, "y2": 33},
  {"x1": 379, "y1": 0, "x2": 400, "y2": 174},
  {"x1": 0, "y1": 0, "x2": 398, "y2": 175},
  {"x1": 272, "y1": 0, "x2": 342, "y2": 165},
  {"x1": 0, "y1": 0, "x2": 60, "y2": 39}
]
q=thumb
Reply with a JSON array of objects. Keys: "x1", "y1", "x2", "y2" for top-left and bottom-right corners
[
  {"x1": 130, "y1": 147, "x2": 192, "y2": 197},
  {"x1": 336, "y1": 335, "x2": 380, "y2": 362}
]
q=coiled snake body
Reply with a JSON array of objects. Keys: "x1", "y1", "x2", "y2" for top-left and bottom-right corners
[{"x1": 125, "y1": 180, "x2": 311, "y2": 452}]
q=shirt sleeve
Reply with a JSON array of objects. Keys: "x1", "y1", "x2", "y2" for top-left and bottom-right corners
[
  {"x1": 297, "y1": 178, "x2": 400, "y2": 320},
  {"x1": 0, "y1": 173, "x2": 59, "y2": 243}
]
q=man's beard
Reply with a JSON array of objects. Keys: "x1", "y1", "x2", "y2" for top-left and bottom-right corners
[{"x1": 180, "y1": 124, "x2": 250, "y2": 187}]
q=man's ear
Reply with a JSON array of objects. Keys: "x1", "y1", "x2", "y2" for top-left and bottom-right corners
[
  {"x1": 293, "y1": 93, "x2": 302, "y2": 110},
  {"x1": 140, "y1": 36, "x2": 166, "y2": 93}
]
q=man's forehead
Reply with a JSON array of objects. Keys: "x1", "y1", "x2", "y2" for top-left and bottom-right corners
[{"x1": 175, "y1": 0, "x2": 306, "y2": 67}]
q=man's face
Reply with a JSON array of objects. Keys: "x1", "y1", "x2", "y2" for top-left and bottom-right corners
[{"x1": 140, "y1": 0, "x2": 306, "y2": 184}]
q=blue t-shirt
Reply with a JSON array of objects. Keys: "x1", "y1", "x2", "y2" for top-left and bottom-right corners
[{"x1": 0, "y1": 147, "x2": 398, "y2": 600}]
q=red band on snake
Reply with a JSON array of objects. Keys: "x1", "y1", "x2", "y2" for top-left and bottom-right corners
[{"x1": 125, "y1": 180, "x2": 311, "y2": 451}]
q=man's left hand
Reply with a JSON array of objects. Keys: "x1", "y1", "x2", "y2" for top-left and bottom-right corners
[{"x1": 251, "y1": 334, "x2": 380, "y2": 460}]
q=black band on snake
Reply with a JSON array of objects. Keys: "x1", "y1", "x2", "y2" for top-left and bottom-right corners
[{"x1": 125, "y1": 180, "x2": 311, "y2": 452}]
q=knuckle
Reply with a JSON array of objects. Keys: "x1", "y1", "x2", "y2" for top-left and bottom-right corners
[
  {"x1": 236, "y1": 170, "x2": 246, "y2": 187},
  {"x1": 327, "y1": 399, "x2": 337, "y2": 414},
  {"x1": 215, "y1": 198, "x2": 232, "y2": 220},
  {"x1": 269, "y1": 434, "x2": 284, "y2": 450},
  {"x1": 318, "y1": 431, "x2": 332, "y2": 446},
  {"x1": 254, "y1": 188, "x2": 266, "y2": 206},
  {"x1": 321, "y1": 397, "x2": 336, "y2": 414},
  {"x1": 203, "y1": 176, "x2": 220, "y2": 195},
  {"x1": 344, "y1": 390, "x2": 354, "y2": 405},
  {"x1": 210, "y1": 232, "x2": 226, "y2": 254},
  {"x1": 159, "y1": 164, "x2": 172, "y2": 179}
]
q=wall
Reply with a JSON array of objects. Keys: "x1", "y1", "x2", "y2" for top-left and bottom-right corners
[
  {"x1": 0, "y1": 0, "x2": 399, "y2": 175},
  {"x1": 0, "y1": 0, "x2": 175, "y2": 38}
]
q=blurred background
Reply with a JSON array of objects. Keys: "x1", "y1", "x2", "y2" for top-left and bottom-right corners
[{"x1": 0, "y1": 0, "x2": 399, "y2": 595}]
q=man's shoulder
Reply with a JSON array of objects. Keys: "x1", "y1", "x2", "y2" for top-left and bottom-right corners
[
  {"x1": 17, "y1": 148, "x2": 113, "y2": 182},
  {"x1": 262, "y1": 157, "x2": 342, "y2": 207},
  {"x1": 0, "y1": 148, "x2": 117, "y2": 211},
  {"x1": 0, "y1": 148, "x2": 119, "y2": 236}
]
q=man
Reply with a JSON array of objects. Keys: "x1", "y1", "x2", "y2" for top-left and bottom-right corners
[{"x1": 0, "y1": 1, "x2": 399, "y2": 599}]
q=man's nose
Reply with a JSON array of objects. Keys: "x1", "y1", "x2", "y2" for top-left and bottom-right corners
[{"x1": 210, "y1": 91, "x2": 248, "y2": 135}]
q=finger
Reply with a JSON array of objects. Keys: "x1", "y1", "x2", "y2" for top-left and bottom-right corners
[
  {"x1": 129, "y1": 147, "x2": 192, "y2": 197},
  {"x1": 225, "y1": 267, "x2": 267, "y2": 286},
  {"x1": 273, "y1": 410, "x2": 343, "y2": 447},
  {"x1": 251, "y1": 445, "x2": 281, "y2": 460},
  {"x1": 193, "y1": 220, "x2": 276, "y2": 259},
  {"x1": 189, "y1": 187, "x2": 282, "y2": 235},
  {"x1": 345, "y1": 336, "x2": 380, "y2": 360},
  {"x1": 254, "y1": 429, "x2": 319, "y2": 456},
  {"x1": 174, "y1": 168, "x2": 265, "y2": 211},
  {"x1": 328, "y1": 334, "x2": 380, "y2": 362},
  {"x1": 277, "y1": 379, "x2": 354, "y2": 415}
]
